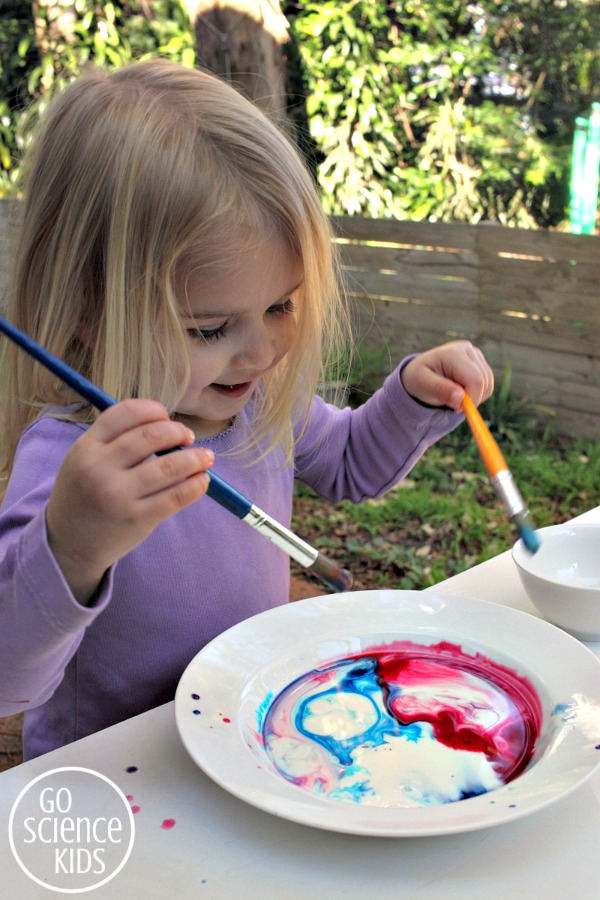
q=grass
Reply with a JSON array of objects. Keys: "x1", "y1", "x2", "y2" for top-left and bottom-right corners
[{"x1": 291, "y1": 405, "x2": 600, "y2": 592}]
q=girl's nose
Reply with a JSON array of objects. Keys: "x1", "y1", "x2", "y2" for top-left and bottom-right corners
[{"x1": 234, "y1": 323, "x2": 279, "y2": 372}]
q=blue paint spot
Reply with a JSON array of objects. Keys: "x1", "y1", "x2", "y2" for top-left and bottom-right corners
[
  {"x1": 256, "y1": 691, "x2": 274, "y2": 731},
  {"x1": 403, "y1": 722, "x2": 424, "y2": 743},
  {"x1": 330, "y1": 780, "x2": 375, "y2": 803},
  {"x1": 460, "y1": 786, "x2": 489, "y2": 800},
  {"x1": 191, "y1": 693, "x2": 200, "y2": 701},
  {"x1": 125, "y1": 766, "x2": 138, "y2": 773},
  {"x1": 193, "y1": 709, "x2": 201, "y2": 716}
]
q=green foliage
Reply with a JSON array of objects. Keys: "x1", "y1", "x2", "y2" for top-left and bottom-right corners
[
  {"x1": 2, "y1": 1, "x2": 597, "y2": 223},
  {"x1": 286, "y1": 0, "x2": 598, "y2": 227},
  {"x1": 0, "y1": 1, "x2": 195, "y2": 196},
  {"x1": 0, "y1": 3, "x2": 36, "y2": 185},
  {"x1": 289, "y1": 1, "x2": 406, "y2": 218}
]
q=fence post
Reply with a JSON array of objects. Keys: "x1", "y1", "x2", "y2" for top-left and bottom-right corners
[
  {"x1": 582, "y1": 103, "x2": 600, "y2": 235},
  {"x1": 570, "y1": 104, "x2": 600, "y2": 235}
]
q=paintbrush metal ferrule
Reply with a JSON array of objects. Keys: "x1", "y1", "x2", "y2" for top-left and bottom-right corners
[
  {"x1": 491, "y1": 469, "x2": 540, "y2": 553},
  {"x1": 243, "y1": 506, "x2": 318, "y2": 568},
  {"x1": 242, "y1": 507, "x2": 353, "y2": 592},
  {"x1": 491, "y1": 468, "x2": 528, "y2": 519}
]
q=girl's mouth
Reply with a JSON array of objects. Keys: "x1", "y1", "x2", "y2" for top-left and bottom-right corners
[{"x1": 210, "y1": 381, "x2": 253, "y2": 399}]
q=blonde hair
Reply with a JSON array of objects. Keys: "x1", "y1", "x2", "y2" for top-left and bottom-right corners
[{"x1": 0, "y1": 59, "x2": 349, "y2": 483}]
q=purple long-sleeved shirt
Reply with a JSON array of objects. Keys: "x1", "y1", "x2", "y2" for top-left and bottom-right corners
[{"x1": 0, "y1": 366, "x2": 461, "y2": 759}]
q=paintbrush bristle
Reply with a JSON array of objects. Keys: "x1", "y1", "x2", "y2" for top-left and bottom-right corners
[
  {"x1": 310, "y1": 553, "x2": 353, "y2": 593},
  {"x1": 512, "y1": 512, "x2": 540, "y2": 554}
]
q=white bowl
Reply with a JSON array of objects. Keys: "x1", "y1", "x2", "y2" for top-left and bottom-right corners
[{"x1": 512, "y1": 523, "x2": 600, "y2": 641}]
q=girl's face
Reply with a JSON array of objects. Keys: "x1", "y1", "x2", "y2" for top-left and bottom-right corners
[{"x1": 176, "y1": 237, "x2": 302, "y2": 438}]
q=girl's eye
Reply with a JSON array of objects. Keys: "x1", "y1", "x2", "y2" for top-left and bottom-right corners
[
  {"x1": 268, "y1": 298, "x2": 296, "y2": 316},
  {"x1": 186, "y1": 299, "x2": 295, "y2": 343},
  {"x1": 187, "y1": 324, "x2": 227, "y2": 343}
]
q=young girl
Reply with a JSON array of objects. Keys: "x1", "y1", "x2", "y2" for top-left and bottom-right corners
[{"x1": 0, "y1": 60, "x2": 493, "y2": 760}]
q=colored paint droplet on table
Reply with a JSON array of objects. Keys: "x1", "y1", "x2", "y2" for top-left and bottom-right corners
[
  {"x1": 191, "y1": 693, "x2": 200, "y2": 700},
  {"x1": 161, "y1": 819, "x2": 176, "y2": 829},
  {"x1": 263, "y1": 640, "x2": 542, "y2": 809},
  {"x1": 127, "y1": 796, "x2": 141, "y2": 814},
  {"x1": 125, "y1": 766, "x2": 138, "y2": 773}
]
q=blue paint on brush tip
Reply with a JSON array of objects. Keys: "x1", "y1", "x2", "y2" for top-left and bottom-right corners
[
  {"x1": 511, "y1": 510, "x2": 540, "y2": 555},
  {"x1": 518, "y1": 522, "x2": 540, "y2": 554}
]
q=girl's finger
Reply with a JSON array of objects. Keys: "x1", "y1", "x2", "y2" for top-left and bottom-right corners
[
  {"x1": 84, "y1": 403, "x2": 196, "y2": 468},
  {"x1": 462, "y1": 348, "x2": 494, "y2": 405},
  {"x1": 139, "y1": 469, "x2": 212, "y2": 520},
  {"x1": 133, "y1": 446, "x2": 215, "y2": 499},
  {"x1": 108, "y1": 418, "x2": 197, "y2": 468},
  {"x1": 88, "y1": 399, "x2": 171, "y2": 443},
  {"x1": 443, "y1": 344, "x2": 493, "y2": 407}
]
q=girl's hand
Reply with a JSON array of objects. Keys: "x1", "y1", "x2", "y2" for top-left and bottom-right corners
[
  {"x1": 46, "y1": 399, "x2": 214, "y2": 606},
  {"x1": 401, "y1": 341, "x2": 494, "y2": 412}
]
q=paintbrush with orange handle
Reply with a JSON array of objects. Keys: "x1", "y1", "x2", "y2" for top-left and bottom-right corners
[{"x1": 462, "y1": 393, "x2": 540, "y2": 553}]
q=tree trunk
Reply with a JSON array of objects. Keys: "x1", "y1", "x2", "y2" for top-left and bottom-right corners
[{"x1": 186, "y1": 1, "x2": 290, "y2": 126}]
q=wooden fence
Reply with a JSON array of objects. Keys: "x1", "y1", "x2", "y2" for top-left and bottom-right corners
[
  {"x1": 333, "y1": 216, "x2": 600, "y2": 438},
  {"x1": 1, "y1": 199, "x2": 599, "y2": 436}
]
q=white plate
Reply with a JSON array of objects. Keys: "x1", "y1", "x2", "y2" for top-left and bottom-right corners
[{"x1": 175, "y1": 591, "x2": 600, "y2": 837}]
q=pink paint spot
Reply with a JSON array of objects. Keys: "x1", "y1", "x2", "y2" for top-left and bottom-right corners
[
  {"x1": 131, "y1": 806, "x2": 141, "y2": 814},
  {"x1": 126, "y1": 795, "x2": 134, "y2": 802},
  {"x1": 222, "y1": 717, "x2": 231, "y2": 723},
  {"x1": 161, "y1": 818, "x2": 176, "y2": 830}
]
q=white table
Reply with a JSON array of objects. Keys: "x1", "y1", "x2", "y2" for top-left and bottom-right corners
[{"x1": 2, "y1": 509, "x2": 599, "y2": 899}]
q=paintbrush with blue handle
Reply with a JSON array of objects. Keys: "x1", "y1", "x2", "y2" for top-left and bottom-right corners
[{"x1": 0, "y1": 315, "x2": 352, "y2": 592}]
